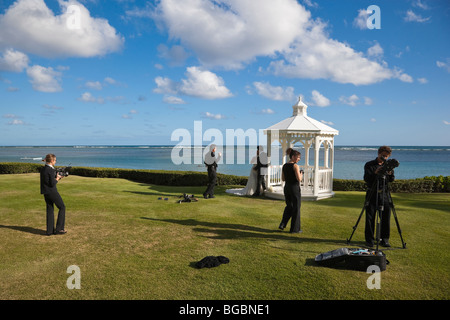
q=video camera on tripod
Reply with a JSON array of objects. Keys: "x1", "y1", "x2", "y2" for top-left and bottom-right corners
[{"x1": 377, "y1": 158, "x2": 400, "y2": 176}]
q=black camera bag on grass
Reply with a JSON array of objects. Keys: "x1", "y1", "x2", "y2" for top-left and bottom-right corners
[{"x1": 315, "y1": 247, "x2": 388, "y2": 271}]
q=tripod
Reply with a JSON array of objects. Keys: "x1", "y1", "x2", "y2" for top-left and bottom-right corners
[{"x1": 347, "y1": 174, "x2": 406, "y2": 250}]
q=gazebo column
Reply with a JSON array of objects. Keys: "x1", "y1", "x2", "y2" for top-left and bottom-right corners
[
  {"x1": 313, "y1": 135, "x2": 320, "y2": 197},
  {"x1": 281, "y1": 135, "x2": 292, "y2": 165},
  {"x1": 324, "y1": 140, "x2": 329, "y2": 168},
  {"x1": 303, "y1": 139, "x2": 312, "y2": 167},
  {"x1": 266, "y1": 131, "x2": 272, "y2": 187}
]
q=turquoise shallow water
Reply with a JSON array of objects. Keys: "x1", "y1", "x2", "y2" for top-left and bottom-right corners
[{"x1": 0, "y1": 145, "x2": 449, "y2": 180}]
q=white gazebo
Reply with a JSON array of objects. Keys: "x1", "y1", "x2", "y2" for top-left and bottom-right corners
[{"x1": 263, "y1": 96, "x2": 339, "y2": 201}]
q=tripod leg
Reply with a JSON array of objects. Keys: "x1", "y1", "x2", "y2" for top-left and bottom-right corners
[
  {"x1": 347, "y1": 205, "x2": 366, "y2": 244},
  {"x1": 347, "y1": 181, "x2": 378, "y2": 245},
  {"x1": 387, "y1": 191, "x2": 407, "y2": 249},
  {"x1": 375, "y1": 178, "x2": 385, "y2": 252}
]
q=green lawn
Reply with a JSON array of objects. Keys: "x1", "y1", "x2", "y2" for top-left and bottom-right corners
[{"x1": 0, "y1": 173, "x2": 448, "y2": 300}]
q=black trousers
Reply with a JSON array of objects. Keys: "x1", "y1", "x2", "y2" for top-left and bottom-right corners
[
  {"x1": 44, "y1": 192, "x2": 66, "y2": 235},
  {"x1": 281, "y1": 183, "x2": 301, "y2": 232},
  {"x1": 253, "y1": 173, "x2": 266, "y2": 196},
  {"x1": 365, "y1": 193, "x2": 391, "y2": 244},
  {"x1": 204, "y1": 167, "x2": 217, "y2": 197}
]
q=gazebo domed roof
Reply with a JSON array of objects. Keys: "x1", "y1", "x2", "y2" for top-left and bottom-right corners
[{"x1": 265, "y1": 96, "x2": 339, "y2": 135}]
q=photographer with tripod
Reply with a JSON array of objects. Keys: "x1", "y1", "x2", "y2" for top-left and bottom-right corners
[{"x1": 363, "y1": 146, "x2": 395, "y2": 248}]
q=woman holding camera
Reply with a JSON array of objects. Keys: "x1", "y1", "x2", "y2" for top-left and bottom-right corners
[
  {"x1": 279, "y1": 149, "x2": 303, "y2": 233},
  {"x1": 40, "y1": 154, "x2": 67, "y2": 236}
]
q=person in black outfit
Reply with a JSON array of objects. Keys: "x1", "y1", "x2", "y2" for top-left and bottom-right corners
[
  {"x1": 40, "y1": 154, "x2": 67, "y2": 236},
  {"x1": 279, "y1": 148, "x2": 303, "y2": 233},
  {"x1": 203, "y1": 145, "x2": 221, "y2": 199},
  {"x1": 252, "y1": 146, "x2": 268, "y2": 197},
  {"x1": 364, "y1": 146, "x2": 395, "y2": 247}
]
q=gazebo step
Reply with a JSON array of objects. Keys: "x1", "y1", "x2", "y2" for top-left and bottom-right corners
[{"x1": 264, "y1": 186, "x2": 335, "y2": 201}]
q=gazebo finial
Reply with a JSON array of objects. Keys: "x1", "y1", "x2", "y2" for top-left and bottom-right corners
[{"x1": 293, "y1": 95, "x2": 308, "y2": 116}]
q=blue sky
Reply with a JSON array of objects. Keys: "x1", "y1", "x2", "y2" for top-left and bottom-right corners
[{"x1": 0, "y1": 0, "x2": 449, "y2": 146}]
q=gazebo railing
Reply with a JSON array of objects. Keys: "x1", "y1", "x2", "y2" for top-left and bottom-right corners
[{"x1": 267, "y1": 165, "x2": 332, "y2": 194}]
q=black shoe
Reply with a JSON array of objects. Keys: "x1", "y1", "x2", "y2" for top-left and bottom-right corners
[
  {"x1": 203, "y1": 193, "x2": 208, "y2": 199},
  {"x1": 55, "y1": 230, "x2": 67, "y2": 235},
  {"x1": 278, "y1": 223, "x2": 285, "y2": 230},
  {"x1": 380, "y1": 239, "x2": 391, "y2": 247},
  {"x1": 209, "y1": 195, "x2": 215, "y2": 198}
]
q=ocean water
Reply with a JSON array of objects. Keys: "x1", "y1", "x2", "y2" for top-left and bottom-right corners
[{"x1": 0, "y1": 145, "x2": 449, "y2": 180}]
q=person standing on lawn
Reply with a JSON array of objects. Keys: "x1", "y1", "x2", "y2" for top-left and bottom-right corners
[{"x1": 40, "y1": 154, "x2": 67, "y2": 236}]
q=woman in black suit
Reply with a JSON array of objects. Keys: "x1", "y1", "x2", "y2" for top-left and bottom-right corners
[
  {"x1": 279, "y1": 149, "x2": 303, "y2": 233},
  {"x1": 40, "y1": 154, "x2": 66, "y2": 236}
]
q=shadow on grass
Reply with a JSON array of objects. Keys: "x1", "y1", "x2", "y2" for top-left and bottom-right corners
[
  {"x1": 140, "y1": 217, "x2": 346, "y2": 245},
  {"x1": 0, "y1": 224, "x2": 46, "y2": 236}
]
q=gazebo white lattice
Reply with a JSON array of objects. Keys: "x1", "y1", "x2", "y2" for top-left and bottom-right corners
[{"x1": 263, "y1": 96, "x2": 339, "y2": 201}]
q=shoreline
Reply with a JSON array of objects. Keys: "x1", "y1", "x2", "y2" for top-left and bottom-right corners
[
  {"x1": 1, "y1": 161, "x2": 448, "y2": 180},
  {"x1": 1, "y1": 145, "x2": 449, "y2": 180}
]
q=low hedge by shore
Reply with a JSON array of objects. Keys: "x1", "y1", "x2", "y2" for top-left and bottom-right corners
[{"x1": 0, "y1": 162, "x2": 448, "y2": 193}]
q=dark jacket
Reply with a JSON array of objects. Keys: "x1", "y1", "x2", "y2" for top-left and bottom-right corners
[
  {"x1": 364, "y1": 158, "x2": 395, "y2": 193},
  {"x1": 40, "y1": 165, "x2": 58, "y2": 194}
]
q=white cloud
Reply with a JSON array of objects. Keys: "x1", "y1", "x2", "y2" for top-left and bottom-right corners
[
  {"x1": 3, "y1": 114, "x2": 20, "y2": 119},
  {"x1": 0, "y1": 48, "x2": 29, "y2": 72},
  {"x1": 3, "y1": 114, "x2": 26, "y2": 125},
  {"x1": 363, "y1": 97, "x2": 373, "y2": 105},
  {"x1": 338, "y1": 95, "x2": 373, "y2": 106},
  {"x1": 78, "y1": 92, "x2": 105, "y2": 104},
  {"x1": 26, "y1": 65, "x2": 62, "y2": 92},
  {"x1": 261, "y1": 108, "x2": 275, "y2": 114},
  {"x1": 85, "y1": 81, "x2": 103, "y2": 90},
  {"x1": 321, "y1": 120, "x2": 334, "y2": 125},
  {"x1": 0, "y1": 0, "x2": 124, "y2": 58},
  {"x1": 8, "y1": 119, "x2": 25, "y2": 125},
  {"x1": 394, "y1": 68, "x2": 414, "y2": 83},
  {"x1": 443, "y1": 120, "x2": 449, "y2": 125},
  {"x1": 417, "y1": 77, "x2": 428, "y2": 84},
  {"x1": 353, "y1": 9, "x2": 369, "y2": 30},
  {"x1": 404, "y1": 10, "x2": 430, "y2": 23},
  {"x1": 203, "y1": 112, "x2": 226, "y2": 120},
  {"x1": 437, "y1": 59, "x2": 450, "y2": 73},
  {"x1": 42, "y1": 104, "x2": 64, "y2": 110},
  {"x1": 154, "y1": 66, "x2": 232, "y2": 100},
  {"x1": 413, "y1": 0, "x2": 429, "y2": 10},
  {"x1": 154, "y1": 0, "x2": 308, "y2": 69},
  {"x1": 253, "y1": 82, "x2": 295, "y2": 101},
  {"x1": 153, "y1": 76, "x2": 178, "y2": 95},
  {"x1": 104, "y1": 77, "x2": 116, "y2": 85},
  {"x1": 163, "y1": 96, "x2": 186, "y2": 104},
  {"x1": 268, "y1": 19, "x2": 394, "y2": 85},
  {"x1": 151, "y1": 0, "x2": 409, "y2": 86},
  {"x1": 303, "y1": 0, "x2": 318, "y2": 9},
  {"x1": 310, "y1": 90, "x2": 330, "y2": 107},
  {"x1": 180, "y1": 67, "x2": 232, "y2": 99},
  {"x1": 367, "y1": 43, "x2": 384, "y2": 58},
  {"x1": 339, "y1": 94, "x2": 360, "y2": 106}
]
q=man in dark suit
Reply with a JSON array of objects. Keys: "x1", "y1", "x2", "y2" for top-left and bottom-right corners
[
  {"x1": 203, "y1": 145, "x2": 221, "y2": 199},
  {"x1": 40, "y1": 154, "x2": 67, "y2": 236},
  {"x1": 364, "y1": 146, "x2": 395, "y2": 247},
  {"x1": 252, "y1": 146, "x2": 268, "y2": 197}
]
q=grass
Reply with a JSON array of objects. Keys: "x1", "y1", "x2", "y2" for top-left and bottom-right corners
[{"x1": 0, "y1": 173, "x2": 449, "y2": 300}]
